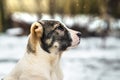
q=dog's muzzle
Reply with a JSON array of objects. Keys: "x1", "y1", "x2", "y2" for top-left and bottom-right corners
[{"x1": 68, "y1": 28, "x2": 81, "y2": 48}]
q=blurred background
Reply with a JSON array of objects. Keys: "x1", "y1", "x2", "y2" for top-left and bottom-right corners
[{"x1": 0, "y1": 0, "x2": 120, "y2": 80}]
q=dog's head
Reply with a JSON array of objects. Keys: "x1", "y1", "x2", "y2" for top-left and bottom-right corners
[{"x1": 28, "y1": 20, "x2": 81, "y2": 54}]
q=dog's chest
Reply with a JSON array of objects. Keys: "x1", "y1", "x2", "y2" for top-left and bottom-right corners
[
  {"x1": 49, "y1": 63, "x2": 63, "y2": 80},
  {"x1": 50, "y1": 68, "x2": 63, "y2": 80}
]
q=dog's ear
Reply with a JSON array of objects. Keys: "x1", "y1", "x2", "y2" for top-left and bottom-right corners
[
  {"x1": 27, "y1": 22, "x2": 43, "y2": 53},
  {"x1": 30, "y1": 22, "x2": 43, "y2": 38}
]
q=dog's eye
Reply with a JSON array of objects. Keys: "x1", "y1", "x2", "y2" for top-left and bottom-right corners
[{"x1": 56, "y1": 25, "x2": 64, "y2": 31}]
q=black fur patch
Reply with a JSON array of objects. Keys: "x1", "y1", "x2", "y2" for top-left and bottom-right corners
[
  {"x1": 59, "y1": 30, "x2": 72, "y2": 51},
  {"x1": 39, "y1": 20, "x2": 72, "y2": 53},
  {"x1": 40, "y1": 21, "x2": 56, "y2": 53}
]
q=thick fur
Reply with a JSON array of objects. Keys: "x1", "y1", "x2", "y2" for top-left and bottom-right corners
[{"x1": 3, "y1": 20, "x2": 81, "y2": 80}]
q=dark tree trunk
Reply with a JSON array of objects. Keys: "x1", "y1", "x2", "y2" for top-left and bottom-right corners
[
  {"x1": 0, "y1": 0, "x2": 6, "y2": 32},
  {"x1": 49, "y1": 0, "x2": 56, "y2": 18},
  {"x1": 107, "y1": 0, "x2": 120, "y2": 18}
]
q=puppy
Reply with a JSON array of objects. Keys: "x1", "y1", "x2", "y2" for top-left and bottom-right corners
[{"x1": 3, "y1": 20, "x2": 81, "y2": 80}]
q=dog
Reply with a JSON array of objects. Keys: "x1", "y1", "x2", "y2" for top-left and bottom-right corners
[{"x1": 3, "y1": 20, "x2": 81, "y2": 80}]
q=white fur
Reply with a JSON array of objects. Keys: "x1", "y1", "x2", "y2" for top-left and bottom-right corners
[
  {"x1": 4, "y1": 44, "x2": 63, "y2": 80},
  {"x1": 4, "y1": 20, "x2": 80, "y2": 80}
]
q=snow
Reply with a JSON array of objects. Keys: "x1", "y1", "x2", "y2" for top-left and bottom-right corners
[
  {"x1": 63, "y1": 16, "x2": 74, "y2": 27},
  {"x1": 110, "y1": 20, "x2": 120, "y2": 29},
  {"x1": 0, "y1": 63, "x2": 15, "y2": 78},
  {"x1": 6, "y1": 27, "x2": 23, "y2": 36},
  {"x1": 54, "y1": 14, "x2": 63, "y2": 21},
  {"x1": 88, "y1": 17, "x2": 107, "y2": 31},
  {"x1": 11, "y1": 12, "x2": 120, "y2": 31},
  {"x1": 0, "y1": 34, "x2": 120, "y2": 80},
  {"x1": 41, "y1": 14, "x2": 51, "y2": 20},
  {"x1": 12, "y1": 12, "x2": 38, "y2": 23},
  {"x1": 74, "y1": 15, "x2": 90, "y2": 27}
]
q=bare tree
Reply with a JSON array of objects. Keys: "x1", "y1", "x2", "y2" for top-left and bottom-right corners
[
  {"x1": 49, "y1": 0, "x2": 56, "y2": 18},
  {"x1": 107, "y1": 0, "x2": 120, "y2": 18},
  {"x1": 0, "y1": 0, "x2": 6, "y2": 32}
]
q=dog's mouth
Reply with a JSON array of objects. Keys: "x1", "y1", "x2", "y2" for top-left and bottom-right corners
[
  {"x1": 71, "y1": 38, "x2": 80, "y2": 48},
  {"x1": 67, "y1": 28, "x2": 81, "y2": 48}
]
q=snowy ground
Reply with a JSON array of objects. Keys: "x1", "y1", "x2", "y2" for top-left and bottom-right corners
[{"x1": 0, "y1": 34, "x2": 120, "y2": 80}]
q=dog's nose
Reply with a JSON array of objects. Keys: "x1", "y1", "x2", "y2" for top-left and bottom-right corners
[{"x1": 77, "y1": 32, "x2": 82, "y2": 38}]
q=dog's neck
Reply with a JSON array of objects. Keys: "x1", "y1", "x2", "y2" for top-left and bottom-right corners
[
  {"x1": 37, "y1": 43, "x2": 62, "y2": 66},
  {"x1": 26, "y1": 48, "x2": 62, "y2": 68},
  {"x1": 26, "y1": 37, "x2": 62, "y2": 67}
]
